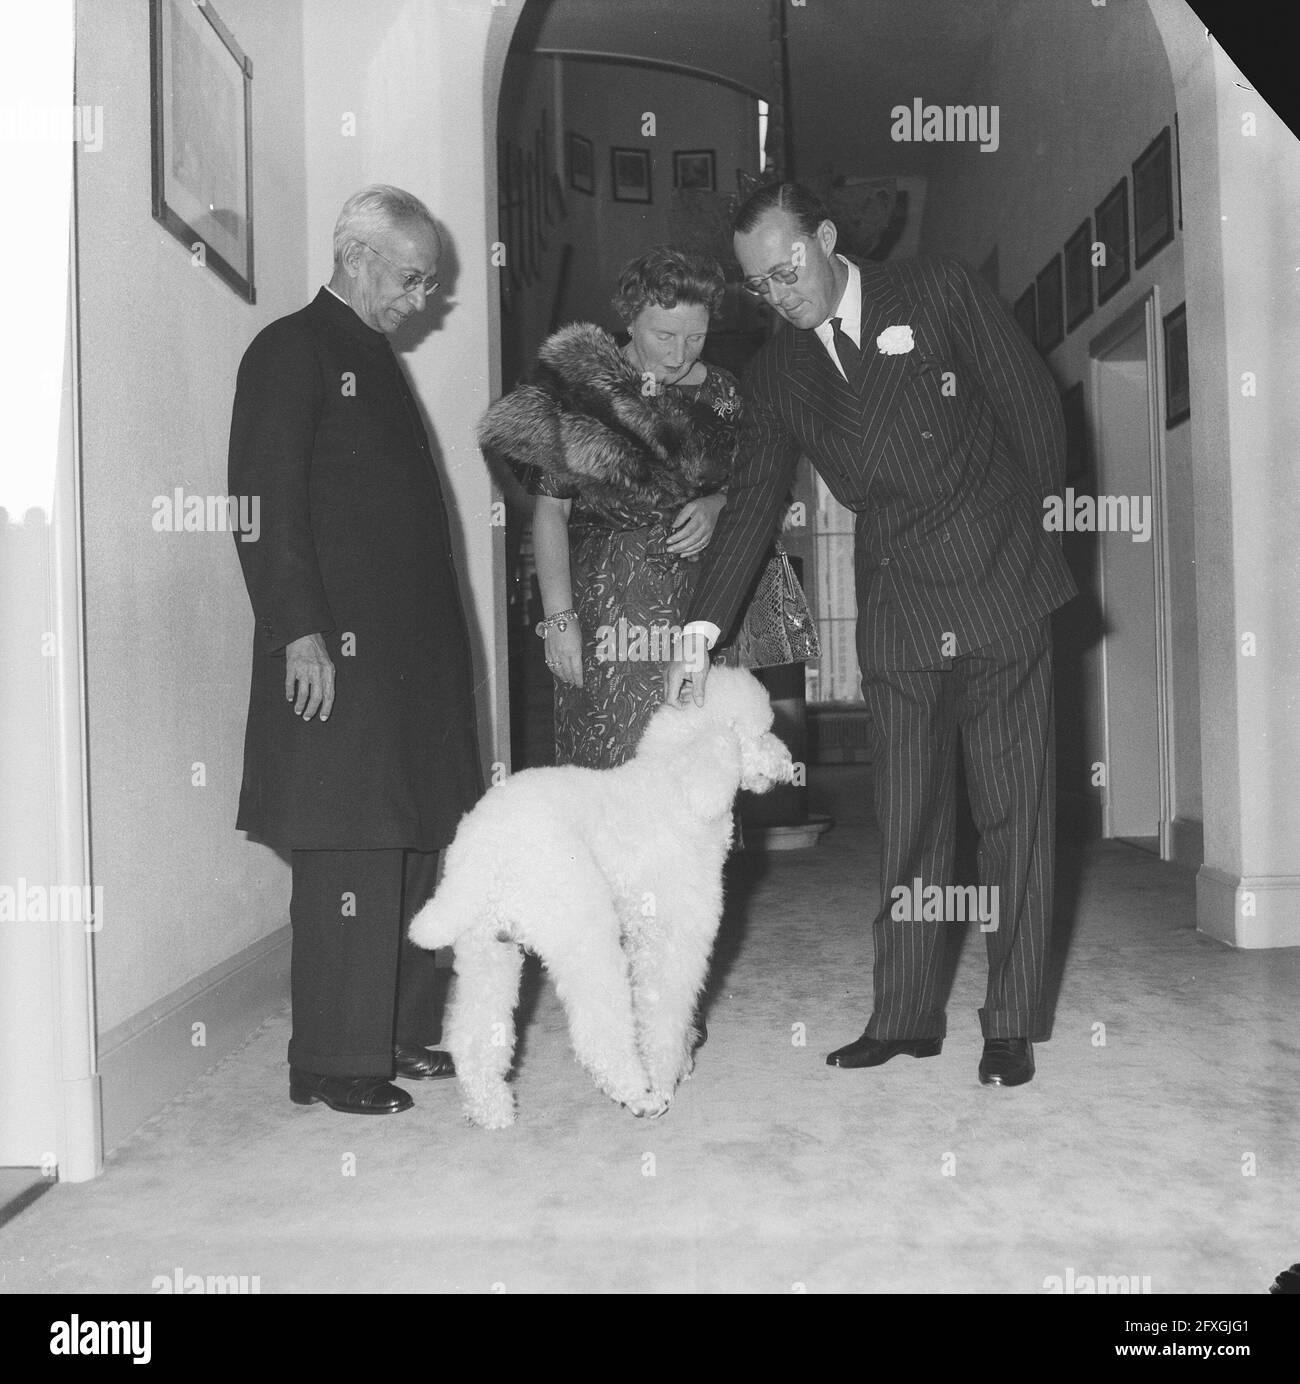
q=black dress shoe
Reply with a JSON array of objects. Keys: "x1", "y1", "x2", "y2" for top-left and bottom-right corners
[
  {"x1": 393, "y1": 1045, "x2": 456, "y2": 1080},
  {"x1": 825, "y1": 1032, "x2": 943, "y2": 1068},
  {"x1": 978, "y1": 1038, "x2": 1035, "y2": 1087},
  {"x1": 289, "y1": 1069, "x2": 413, "y2": 1114}
]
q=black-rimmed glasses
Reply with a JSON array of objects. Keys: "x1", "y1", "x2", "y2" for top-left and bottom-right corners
[{"x1": 742, "y1": 265, "x2": 801, "y2": 297}]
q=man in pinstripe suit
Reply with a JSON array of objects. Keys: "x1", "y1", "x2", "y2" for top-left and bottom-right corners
[{"x1": 665, "y1": 182, "x2": 1076, "y2": 1087}]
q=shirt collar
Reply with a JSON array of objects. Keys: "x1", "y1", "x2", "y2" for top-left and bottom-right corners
[{"x1": 814, "y1": 255, "x2": 861, "y2": 347}]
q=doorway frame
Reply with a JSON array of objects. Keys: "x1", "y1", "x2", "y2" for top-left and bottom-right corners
[{"x1": 1087, "y1": 288, "x2": 1176, "y2": 857}]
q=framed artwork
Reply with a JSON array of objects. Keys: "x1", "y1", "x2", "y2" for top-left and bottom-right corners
[
  {"x1": 673, "y1": 149, "x2": 716, "y2": 192},
  {"x1": 150, "y1": 0, "x2": 254, "y2": 302},
  {"x1": 567, "y1": 131, "x2": 594, "y2": 195},
  {"x1": 1163, "y1": 302, "x2": 1190, "y2": 427},
  {"x1": 1035, "y1": 254, "x2": 1064, "y2": 353},
  {"x1": 1133, "y1": 126, "x2": 1175, "y2": 269},
  {"x1": 611, "y1": 147, "x2": 652, "y2": 203},
  {"x1": 1174, "y1": 113, "x2": 1183, "y2": 230},
  {"x1": 1095, "y1": 177, "x2": 1130, "y2": 305},
  {"x1": 1064, "y1": 218, "x2": 1093, "y2": 332},
  {"x1": 1013, "y1": 284, "x2": 1037, "y2": 346},
  {"x1": 978, "y1": 244, "x2": 1000, "y2": 297},
  {"x1": 1061, "y1": 381, "x2": 1088, "y2": 480}
]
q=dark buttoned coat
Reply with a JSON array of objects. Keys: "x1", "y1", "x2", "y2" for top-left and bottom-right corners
[{"x1": 228, "y1": 288, "x2": 482, "y2": 850}]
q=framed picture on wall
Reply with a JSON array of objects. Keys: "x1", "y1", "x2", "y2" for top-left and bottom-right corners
[
  {"x1": 1163, "y1": 302, "x2": 1190, "y2": 427},
  {"x1": 1035, "y1": 254, "x2": 1064, "y2": 353},
  {"x1": 673, "y1": 149, "x2": 716, "y2": 192},
  {"x1": 149, "y1": 0, "x2": 255, "y2": 302},
  {"x1": 1013, "y1": 284, "x2": 1037, "y2": 346},
  {"x1": 1095, "y1": 177, "x2": 1130, "y2": 305},
  {"x1": 1064, "y1": 218, "x2": 1093, "y2": 332},
  {"x1": 611, "y1": 147, "x2": 652, "y2": 203},
  {"x1": 567, "y1": 131, "x2": 594, "y2": 195},
  {"x1": 1061, "y1": 381, "x2": 1088, "y2": 480},
  {"x1": 1133, "y1": 126, "x2": 1175, "y2": 268},
  {"x1": 1174, "y1": 113, "x2": 1183, "y2": 230},
  {"x1": 978, "y1": 244, "x2": 1000, "y2": 296}
]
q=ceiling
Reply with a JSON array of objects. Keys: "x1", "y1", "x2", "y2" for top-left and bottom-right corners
[{"x1": 523, "y1": 0, "x2": 1016, "y2": 175}]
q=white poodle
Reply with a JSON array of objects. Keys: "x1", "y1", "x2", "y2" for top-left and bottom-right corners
[{"x1": 408, "y1": 666, "x2": 793, "y2": 1128}]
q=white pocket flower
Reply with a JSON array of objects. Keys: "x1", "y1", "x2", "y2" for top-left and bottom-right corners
[{"x1": 876, "y1": 325, "x2": 915, "y2": 355}]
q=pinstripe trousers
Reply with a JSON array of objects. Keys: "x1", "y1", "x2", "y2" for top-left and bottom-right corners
[{"x1": 859, "y1": 618, "x2": 1055, "y2": 1041}]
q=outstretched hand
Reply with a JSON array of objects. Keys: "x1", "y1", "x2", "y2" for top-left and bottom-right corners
[{"x1": 663, "y1": 630, "x2": 711, "y2": 707}]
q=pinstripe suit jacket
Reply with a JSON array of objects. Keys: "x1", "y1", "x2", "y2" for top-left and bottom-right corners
[{"x1": 689, "y1": 254, "x2": 1076, "y2": 671}]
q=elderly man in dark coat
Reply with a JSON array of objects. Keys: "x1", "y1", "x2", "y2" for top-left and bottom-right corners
[{"x1": 229, "y1": 184, "x2": 482, "y2": 1115}]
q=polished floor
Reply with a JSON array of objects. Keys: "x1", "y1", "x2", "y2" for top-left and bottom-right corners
[{"x1": 0, "y1": 764, "x2": 1295, "y2": 1294}]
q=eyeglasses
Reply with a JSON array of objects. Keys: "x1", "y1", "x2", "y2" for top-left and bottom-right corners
[
  {"x1": 742, "y1": 264, "x2": 801, "y2": 298},
  {"x1": 359, "y1": 241, "x2": 439, "y2": 296}
]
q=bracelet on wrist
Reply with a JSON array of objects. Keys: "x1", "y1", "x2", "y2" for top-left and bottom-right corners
[{"x1": 535, "y1": 608, "x2": 577, "y2": 638}]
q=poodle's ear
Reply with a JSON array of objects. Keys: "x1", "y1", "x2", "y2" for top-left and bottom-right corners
[{"x1": 677, "y1": 734, "x2": 743, "y2": 821}]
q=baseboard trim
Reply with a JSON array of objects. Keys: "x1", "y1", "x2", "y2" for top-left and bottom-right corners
[
  {"x1": 97, "y1": 926, "x2": 291, "y2": 1155},
  {"x1": 1168, "y1": 817, "x2": 1204, "y2": 870},
  {"x1": 1196, "y1": 866, "x2": 1300, "y2": 948}
]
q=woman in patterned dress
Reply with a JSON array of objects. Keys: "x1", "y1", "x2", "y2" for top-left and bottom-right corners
[{"x1": 480, "y1": 247, "x2": 744, "y2": 767}]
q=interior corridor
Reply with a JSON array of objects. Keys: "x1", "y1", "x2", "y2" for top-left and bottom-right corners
[{"x1": 0, "y1": 767, "x2": 1292, "y2": 1295}]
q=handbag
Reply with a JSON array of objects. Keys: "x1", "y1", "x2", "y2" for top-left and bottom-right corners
[{"x1": 717, "y1": 541, "x2": 821, "y2": 669}]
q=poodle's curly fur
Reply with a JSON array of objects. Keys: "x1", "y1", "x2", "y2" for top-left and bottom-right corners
[{"x1": 408, "y1": 667, "x2": 793, "y2": 1129}]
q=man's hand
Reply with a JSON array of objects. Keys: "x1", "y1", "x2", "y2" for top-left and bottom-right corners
[
  {"x1": 665, "y1": 492, "x2": 727, "y2": 557},
  {"x1": 663, "y1": 629, "x2": 711, "y2": 707},
  {"x1": 285, "y1": 632, "x2": 335, "y2": 722}
]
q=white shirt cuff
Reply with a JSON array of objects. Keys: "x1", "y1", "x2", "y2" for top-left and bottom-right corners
[{"x1": 682, "y1": 620, "x2": 721, "y2": 651}]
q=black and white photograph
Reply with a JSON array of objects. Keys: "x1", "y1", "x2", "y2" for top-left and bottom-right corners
[
  {"x1": 673, "y1": 147, "x2": 716, "y2": 191},
  {"x1": 1164, "y1": 301, "x2": 1191, "y2": 426},
  {"x1": 1064, "y1": 216, "x2": 1094, "y2": 332},
  {"x1": 3, "y1": 0, "x2": 1299, "y2": 1343},
  {"x1": 1013, "y1": 282, "x2": 1037, "y2": 345},
  {"x1": 610, "y1": 145, "x2": 652, "y2": 202},
  {"x1": 1035, "y1": 252, "x2": 1064, "y2": 352},
  {"x1": 1133, "y1": 125, "x2": 1176, "y2": 268},
  {"x1": 149, "y1": 0, "x2": 255, "y2": 301},
  {"x1": 566, "y1": 129, "x2": 594, "y2": 194},
  {"x1": 1095, "y1": 175, "x2": 1131, "y2": 304}
]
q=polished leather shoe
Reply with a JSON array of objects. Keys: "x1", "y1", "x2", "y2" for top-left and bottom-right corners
[
  {"x1": 826, "y1": 1032, "x2": 942, "y2": 1068},
  {"x1": 978, "y1": 1038, "x2": 1035, "y2": 1087},
  {"x1": 393, "y1": 1045, "x2": 456, "y2": 1081},
  {"x1": 289, "y1": 1069, "x2": 413, "y2": 1114}
]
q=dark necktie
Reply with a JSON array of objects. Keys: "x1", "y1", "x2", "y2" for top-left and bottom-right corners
[{"x1": 830, "y1": 316, "x2": 860, "y2": 375}]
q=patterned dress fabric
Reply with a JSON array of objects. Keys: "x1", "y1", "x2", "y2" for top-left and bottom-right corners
[{"x1": 531, "y1": 365, "x2": 742, "y2": 768}]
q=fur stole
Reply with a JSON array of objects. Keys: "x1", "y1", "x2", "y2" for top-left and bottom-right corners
[{"x1": 477, "y1": 322, "x2": 736, "y2": 513}]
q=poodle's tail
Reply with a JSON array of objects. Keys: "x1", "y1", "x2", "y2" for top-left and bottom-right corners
[{"x1": 408, "y1": 867, "x2": 480, "y2": 951}]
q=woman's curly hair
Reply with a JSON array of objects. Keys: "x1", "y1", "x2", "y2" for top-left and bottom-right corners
[{"x1": 612, "y1": 246, "x2": 727, "y2": 323}]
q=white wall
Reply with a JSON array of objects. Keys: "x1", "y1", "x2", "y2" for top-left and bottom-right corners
[
  {"x1": 1163, "y1": 18, "x2": 1300, "y2": 945},
  {"x1": 75, "y1": 0, "x2": 309, "y2": 1038}
]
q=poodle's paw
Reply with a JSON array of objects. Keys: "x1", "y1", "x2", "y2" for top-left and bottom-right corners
[
  {"x1": 625, "y1": 1090, "x2": 670, "y2": 1120},
  {"x1": 464, "y1": 1084, "x2": 516, "y2": 1130}
]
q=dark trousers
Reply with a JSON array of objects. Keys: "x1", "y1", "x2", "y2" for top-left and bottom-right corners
[
  {"x1": 287, "y1": 848, "x2": 443, "y2": 1077},
  {"x1": 859, "y1": 619, "x2": 1055, "y2": 1041}
]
